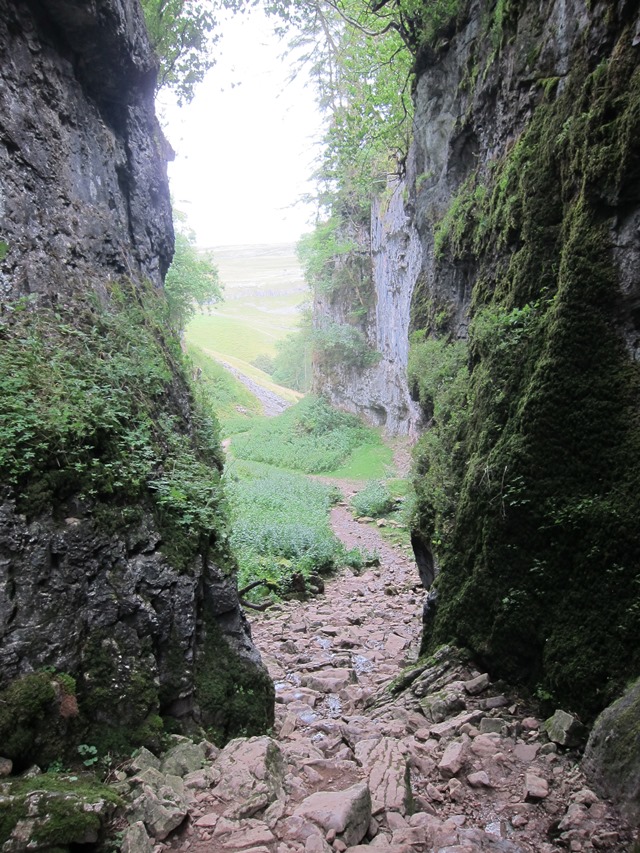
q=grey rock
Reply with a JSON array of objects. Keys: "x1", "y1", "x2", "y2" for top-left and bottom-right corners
[
  {"x1": 583, "y1": 676, "x2": 640, "y2": 823},
  {"x1": 160, "y1": 741, "x2": 206, "y2": 777},
  {"x1": 121, "y1": 820, "x2": 154, "y2": 853},
  {"x1": 211, "y1": 736, "x2": 286, "y2": 820},
  {"x1": 313, "y1": 172, "x2": 423, "y2": 437},
  {"x1": 543, "y1": 710, "x2": 585, "y2": 747},
  {"x1": 129, "y1": 747, "x2": 161, "y2": 774},
  {"x1": 0, "y1": 0, "x2": 273, "y2": 751},
  {"x1": 463, "y1": 673, "x2": 490, "y2": 695},
  {"x1": 479, "y1": 718, "x2": 508, "y2": 736},
  {"x1": 130, "y1": 784, "x2": 188, "y2": 840}
]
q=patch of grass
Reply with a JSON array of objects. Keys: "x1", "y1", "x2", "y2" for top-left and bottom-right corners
[
  {"x1": 231, "y1": 396, "x2": 375, "y2": 474},
  {"x1": 226, "y1": 459, "x2": 361, "y2": 598},
  {"x1": 323, "y1": 440, "x2": 393, "y2": 479}
]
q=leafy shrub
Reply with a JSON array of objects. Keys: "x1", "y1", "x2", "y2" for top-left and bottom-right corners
[
  {"x1": 350, "y1": 481, "x2": 395, "y2": 517},
  {"x1": 272, "y1": 315, "x2": 313, "y2": 393},
  {"x1": 231, "y1": 395, "x2": 372, "y2": 473},
  {"x1": 226, "y1": 459, "x2": 360, "y2": 598},
  {"x1": 0, "y1": 284, "x2": 230, "y2": 569},
  {"x1": 313, "y1": 322, "x2": 381, "y2": 370},
  {"x1": 251, "y1": 353, "x2": 275, "y2": 374}
]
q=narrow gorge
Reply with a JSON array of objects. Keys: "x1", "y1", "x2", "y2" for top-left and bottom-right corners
[{"x1": 0, "y1": 0, "x2": 639, "y2": 850}]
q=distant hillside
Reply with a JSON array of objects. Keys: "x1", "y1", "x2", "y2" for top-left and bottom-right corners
[{"x1": 207, "y1": 243, "x2": 306, "y2": 299}]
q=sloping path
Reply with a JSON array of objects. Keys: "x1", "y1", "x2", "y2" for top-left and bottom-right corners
[
  {"x1": 159, "y1": 504, "x2": 634, "y2": 853},
  {"x1": 216, "y1": 357, "x2": 292, "y2": 417}
]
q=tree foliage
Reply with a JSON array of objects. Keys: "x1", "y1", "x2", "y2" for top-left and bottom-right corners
[
  {"x1": 141, "y1": 0, "x2": 220, "y2": 104},
  {"x1": 165, "y1": 214, "x2": 223, "y2": 329}
]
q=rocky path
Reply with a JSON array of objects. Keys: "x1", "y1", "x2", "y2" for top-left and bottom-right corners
[
  {"x1": 121, "y1": 503, "x2": 636, "y2": 853},
  {"x1": 208, "y1": 353, "x2": 293, "y2": 417}
]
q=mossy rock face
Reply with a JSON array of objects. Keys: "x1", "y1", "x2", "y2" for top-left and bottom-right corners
[
  {"x1": 583, "y1": 677, "x2": 640, "y2": 824},
  {"x1": 0, "y1": 774, "x2": 120, "y2": 850},
  {"x1": 412, "y1": 10, "x2": 640, "y2": 718},
  {"x1": 0, "y1": 673, "x2": 79, "y2": 771},
  {"x1": 195, "y1": 614, "x2": 275, "y2": 746}
]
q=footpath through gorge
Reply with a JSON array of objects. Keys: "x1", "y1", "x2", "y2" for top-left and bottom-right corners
[{"x1": 120, "y1": 490, "x2": 636, "y2": 853}]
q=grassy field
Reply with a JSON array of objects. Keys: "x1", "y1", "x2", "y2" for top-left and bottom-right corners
[
  {"x1": 184, "y1": 244, "x2": 413, "y2": 598},
  {"x1": 185, "y1": 243, "x2": 308, "y2": 388}
]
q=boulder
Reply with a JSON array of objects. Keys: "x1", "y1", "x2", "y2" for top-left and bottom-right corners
[
  {"x1": 543, "y1": 710, "x2": 585, "y2": 747},
  {"x1": 438, "y1": 740, "x2": 466, "y2": 778},
  {"x1": 524, "y1": 773, "x2": 549, "y2": 801},
  {"x1": 582, "y1": 676, "x2": 640, "y2": 824},
  {"x1": 130, "y1": 784, "x2": 188, "y2": 839},
  {"x1": 293, "y1": 782, "x2": 372, "y2": 847},
  {"x1": 211, "y1": 736, "x2": 285, "y2": 819},
  {"x1": 160, "y1": 740, "x2": 207, "y2": 777},
  {"x1": 121, "y1": 821, "x2": 154, "y2": 853},
  {"x1": 354, "y1": 737, "x2": 411, "y2": 813},
  {"x1": 129, "y1": 747, "x2": 161, "y2": 774}
]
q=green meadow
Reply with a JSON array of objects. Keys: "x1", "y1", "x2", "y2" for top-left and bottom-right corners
[
  {"x1": 185, "y1": 243, "x2": 307, "y2": 392},
  {"x1": 186, "y1": 243, "x2": 412, "y2": 601}
]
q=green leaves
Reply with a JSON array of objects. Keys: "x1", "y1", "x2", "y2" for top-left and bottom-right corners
[
  {"x1": 226, "y1": 458, "x2": 355, "y2": 598},
  {"x1": 165, "y1": 215, "x2": 223, "y2": 330},
  {"x1": 0, "y1": 284, "x2": 230, "y2": 568},
  {"x1": 141, "y1": 0, "x2": 220, "y2": 104},
  {"x1": 230, "y1": 395, "x2": 371, "y2": 472}
]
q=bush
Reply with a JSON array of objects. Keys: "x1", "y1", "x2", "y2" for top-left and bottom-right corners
[
  {"x1": 0, "y1": 285, "x2": 231, "y2": 572},
  {"x1": 231, "y1": 395, "x2": 372, "y2": 473},
  {"x1": 350, "y1": 481, "x2": 395, "y2": 517},
  {"x1": 226, "y1": 460, "x2": 361, "y2": 598},
  {"x1": 251, "y1": 353, "x2": 275, "y2": 374}
]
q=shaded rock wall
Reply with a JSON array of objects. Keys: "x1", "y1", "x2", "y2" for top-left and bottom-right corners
[
  {"x1": 409, "y1": 0, "x2": 640, "y2": 716},
  {"x1": 0, "y1": 0, "x2": 272, "y2": 759}
]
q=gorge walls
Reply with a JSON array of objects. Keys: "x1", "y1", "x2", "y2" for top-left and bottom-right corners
[
  {"x1": 0, "y1": 0, "x2": 272, "y2": 765},
  {"x1": 312, "y1": 179, "x2": 423, "y2": 436},
  {"x1": 408, "y1": 0, "x2": 640, "y2": 718}
]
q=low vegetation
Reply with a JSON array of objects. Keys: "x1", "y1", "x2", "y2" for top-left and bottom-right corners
[
  {"x1": 230, "y1": 395, "x2": 378, "y2": 473},
  {"x1": 350, "y1": 480, "x2": 396, "y2": 518},
  {"x1": 226, "y1": 460, "x2": 363, "y2": 600}
]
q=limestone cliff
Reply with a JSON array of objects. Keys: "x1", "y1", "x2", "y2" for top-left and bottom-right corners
[
  {"x1": 0, "y1": 0, "x2": 272, "y2": 765},
  {"x1": 408, "y1": 0, "x2": 640, "y2": 718},
  {"x1": 312, "y1": 181, "x2": 423, "y2": 436}
]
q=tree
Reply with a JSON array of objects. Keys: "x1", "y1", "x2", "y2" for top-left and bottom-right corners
[
  {"x1": 141, "y1": 0, "x2": 220, "y2": 104},
  {"x1": 165, "y1": 215, "x2": 223, "y2": 329}
]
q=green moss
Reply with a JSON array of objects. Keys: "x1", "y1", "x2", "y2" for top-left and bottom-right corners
[
  {"x1": 0, "y1": 774, "x2": 121, "y2": 848},
  {"x1": 0, "y1": 672, "x2": 78, "y2": 770},
  {"x1": 195, "y1": 615, "x2": 274, "y2": 745},
  {"x1": 78, "y1": 633, "x2": 166, "y2": 757},
  {"x1": 414, "y1": 27, "x2": 640, "y2": 718}
]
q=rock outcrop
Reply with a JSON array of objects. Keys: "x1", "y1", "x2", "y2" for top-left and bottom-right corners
[
  {"x1": 409, "y1": 0, "x2": 640, "y2": 718},
  {"x1": 0, "y1": 0, "x2": 272, "y2": 764},
  {"x1": 313, "y1": 176, "x2": 423, "y2": 436},
  {"x1": 583, "y1": 676, "x2": 640, "y2": 825}
]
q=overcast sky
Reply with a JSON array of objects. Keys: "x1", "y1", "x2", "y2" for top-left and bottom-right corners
[{"x1": 158, "y1": 9, "x2": 323, "y2": 248}]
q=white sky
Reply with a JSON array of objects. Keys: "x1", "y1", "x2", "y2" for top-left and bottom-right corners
[{"x1": 158, "y1": 9, "x2": 324, "y2": 248}]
